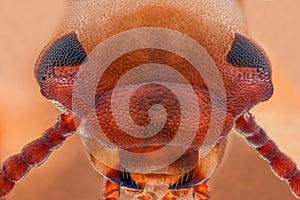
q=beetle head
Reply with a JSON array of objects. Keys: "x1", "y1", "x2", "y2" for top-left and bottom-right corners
[{"x1": 34, "y1": 0, "x2": 273, "y2": 150}]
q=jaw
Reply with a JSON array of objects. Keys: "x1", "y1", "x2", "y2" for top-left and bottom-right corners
[{"x1": 86, "y1": 138, "x2": 228, "y2": 199}]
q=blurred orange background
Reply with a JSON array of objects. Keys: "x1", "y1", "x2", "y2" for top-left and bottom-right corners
[{"x1": 0, "y1": 0, "x2": 299, "y2": 199}]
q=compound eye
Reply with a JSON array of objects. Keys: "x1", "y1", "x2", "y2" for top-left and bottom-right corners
[
  {"x1": 226, "y1": 33, "x2": 271, "y2": 74},
  {"x1": 35, "y1": 32, "x2": 87, "y2": 85}
]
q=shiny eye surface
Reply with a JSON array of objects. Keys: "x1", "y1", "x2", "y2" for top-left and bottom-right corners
[
  {"x1": 35, "y1": 32, "x2": 87, "y2": 84},
  {"x1": 227, "y1": 33, "x2": 271, "y2": 74}
]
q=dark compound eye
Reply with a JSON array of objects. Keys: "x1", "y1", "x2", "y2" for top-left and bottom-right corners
[
  {"x1": 227, "y1": 33, "x2": 270, "y2": 74},
  {"x1": 36, "y1": 32, "x2": 87, "y2": 84}
]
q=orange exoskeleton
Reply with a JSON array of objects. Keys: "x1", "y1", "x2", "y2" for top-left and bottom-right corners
[{"x1": 0, "y1": 0, "x2": 299, "y2": 199}]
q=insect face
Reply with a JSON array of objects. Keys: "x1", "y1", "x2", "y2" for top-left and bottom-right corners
[{"x1": 1, "y1": 0, "x2": 299, "y2": 199}]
